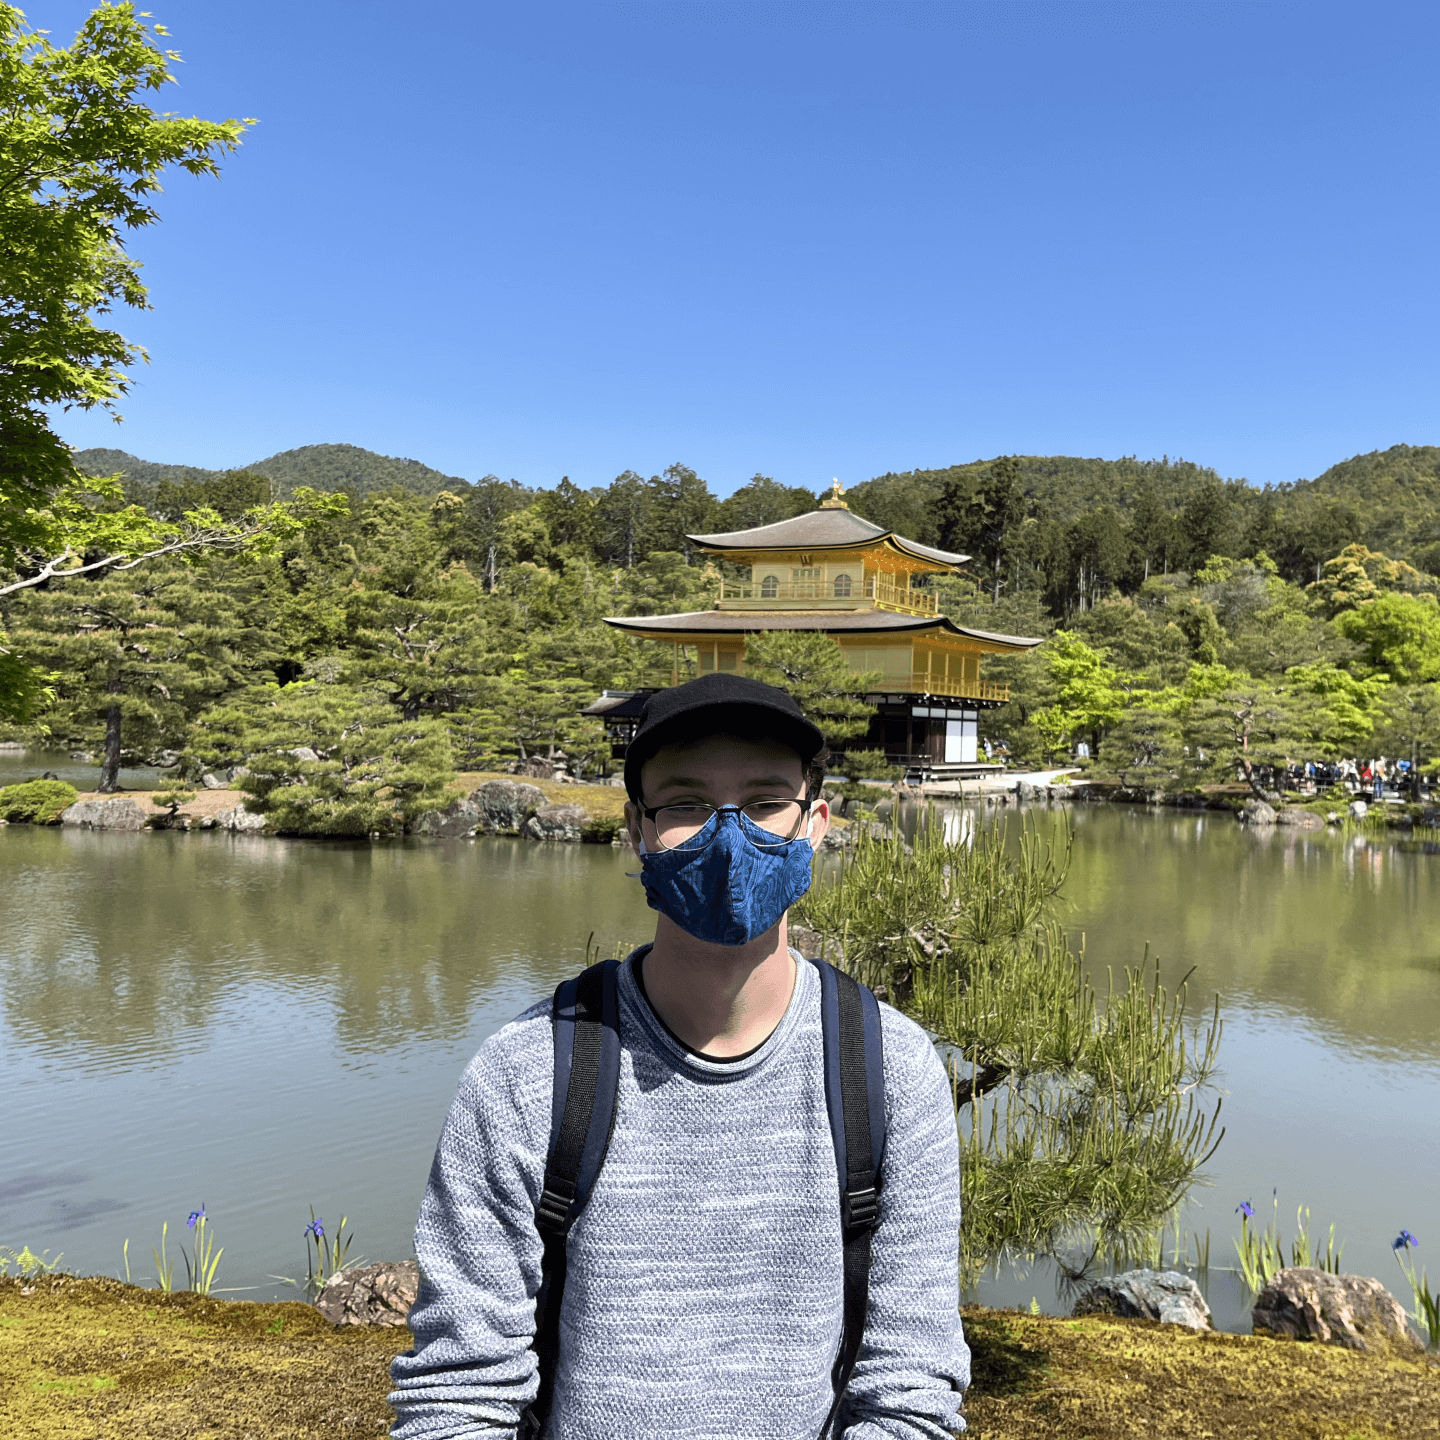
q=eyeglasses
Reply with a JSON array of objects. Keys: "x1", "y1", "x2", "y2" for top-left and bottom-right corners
[{"x1": 638, "y1": 799, "x2": 811, "y2": 852}]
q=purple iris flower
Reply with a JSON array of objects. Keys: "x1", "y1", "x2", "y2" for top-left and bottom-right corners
[
  {"x1": 1236, "y1": 1201, "x2": 1254, "y2": 1220},
  {"x1": 306, "y1": 1218, "x2": 325, "y2": 1240},
  {"x1": 1394, "y1": 1230, "x2": 1418, "y2": 1250},
  {"x1": 187, "y1": 1208, "x2": 206, "y2": 1229}
]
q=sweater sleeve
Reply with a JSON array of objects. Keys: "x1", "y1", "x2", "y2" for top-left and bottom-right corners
[
  {"x1": 388, "y1": 1022, "x2": 547, "y2": 1439},
  {"x1": 841, "y1": 1020, "x2": 969, "y2": 1439}
]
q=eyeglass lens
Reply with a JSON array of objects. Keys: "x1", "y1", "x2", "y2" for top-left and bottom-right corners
[{"x1": 652, "y1": 802, "x2": 804, "y2": 851}]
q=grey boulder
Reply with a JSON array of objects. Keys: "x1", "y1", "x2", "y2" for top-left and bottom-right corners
[
  {"x1": 214, "y1": 804, "x2": 266, "y2": 834},
  {"x1": 522, "y1": 802, "x2": 589, "y2": 842},
  {"x1": 60, "y1": 797, "x2": 148, "y2": 831},
  {"x1": 477, "y1": 779, "x2": 545, "y2": 834},
  {"x1": 1348, "y1": 799, "x2": 1369, "y2": 820},
  {"x1": 1239, "y1": 799, "x2": 1276, "y2": 826},
  {"x1": 1275, "y1": 807, "x2": 1324, "y2": 830},
  {"x1": 200, "y1": 772, "x2": 227, "y2": 789},
  {"x1": 1072, "y1": 1268, "x2": 1213, "y2": 1331},
  {"x1": 314, "y1": 1260, "x2": 419, "y2": 1327},
  {"x1": 1252, "y1": 1268, "x2": 1421, "y2": 1355},
  {"x1": 411, "y1": 797, "x2": 482, "y2": 838}
]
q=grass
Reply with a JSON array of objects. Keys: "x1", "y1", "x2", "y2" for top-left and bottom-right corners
[{"x1": 3, "y1": 1277, "x2": 1437, "y2": 1439}]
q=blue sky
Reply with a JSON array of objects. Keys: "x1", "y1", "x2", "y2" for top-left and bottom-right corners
[{"x1": 38, "y1": 0, "x2": 1440, "y2": 495}]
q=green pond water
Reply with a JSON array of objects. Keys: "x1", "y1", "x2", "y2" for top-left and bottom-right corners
[{"x1": 1, "y1": 776, "x2": 1437, "y2": 1332}]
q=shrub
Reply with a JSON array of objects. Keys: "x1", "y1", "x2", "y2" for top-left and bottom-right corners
[
  {"x1": 839, "y1": 748, "x2": 903, "y2": 781},
  {"x1": 0, "y1": 779, "x2": 78, "y2": 824}
]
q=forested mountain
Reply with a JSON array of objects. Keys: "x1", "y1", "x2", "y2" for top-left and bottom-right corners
[
  {"x1": 848, "y1": 454, "x2": 1226, "y2": 540},
  {"x1": 75, "y1": 443, "x2": 470, "y2": 501},
  {"x1": 847, "y1": 444, "x2": 1440, "y2": 599}
]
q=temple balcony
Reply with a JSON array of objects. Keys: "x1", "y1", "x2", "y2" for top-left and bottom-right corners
[
  {"x1": 716, "y1": 577, "x2": 939, "y2": 618},
  {"x1": 627, "y1": 662, "x2": 1008, "y2": 705}
]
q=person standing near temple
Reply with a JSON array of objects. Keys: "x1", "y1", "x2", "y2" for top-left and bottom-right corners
[{"x1": 389, "y1": 674, "x2": 969, "y2": 1438}]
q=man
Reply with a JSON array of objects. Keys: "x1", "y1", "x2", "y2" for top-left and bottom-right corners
[{"x1": 389, "y1": 673, "x2": 969, "y2": 1438}]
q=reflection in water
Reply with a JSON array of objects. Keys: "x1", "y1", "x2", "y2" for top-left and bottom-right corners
[
  {"x1": 939, "y1": 808, "x2": 974, "y2": 848},
  {"x1": 2, "y1": 808, "x2": 1438, "y2": 1325},
  {"x1": 4, "y1": 828, "x2": 653, "y2": 1070}
]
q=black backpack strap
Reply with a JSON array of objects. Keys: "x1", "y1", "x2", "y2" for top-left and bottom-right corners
[
  {"x1": 811, "y1": 957, "x2": 887, "y2": 1440},
  {"x1": 520, "y1": 958, "x2": 621, "y2": 1440}
]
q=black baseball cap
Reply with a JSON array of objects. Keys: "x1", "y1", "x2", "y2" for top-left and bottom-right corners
[{"x1": 624, "y1": 674, "x2": 826, "y2": 801}]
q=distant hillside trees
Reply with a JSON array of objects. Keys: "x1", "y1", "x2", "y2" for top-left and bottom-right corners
[{"x1": 11, "y1": 433, "x2": 1440, "y2": 799}]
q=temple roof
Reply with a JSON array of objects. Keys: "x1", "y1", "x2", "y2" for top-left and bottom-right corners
[
  {"x1": 603, "y1": 609, "x2": 1040, "y2": 650},
  {"x1": 687, "y1": 507, "x2": 968, "y2": 567}
]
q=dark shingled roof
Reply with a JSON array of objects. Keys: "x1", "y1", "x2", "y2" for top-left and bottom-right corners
[
  {"x1": 603, "y1": 610, "x2": 1041, "y2": 650},
  {"x1": 579, "y1": 689, "x2": 656, "y2": 719},
  {"x1": 687, "y1": 507, "x2": 968, "y2": 567}
]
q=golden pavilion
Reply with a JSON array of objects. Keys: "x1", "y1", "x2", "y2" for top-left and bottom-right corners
[{"x1": 591, "y1": 483, "x2": 1042, "y2": 770}]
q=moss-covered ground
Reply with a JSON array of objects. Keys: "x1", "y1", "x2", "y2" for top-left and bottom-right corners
[
  {"x1": 452, "y1": 771, "x2": 631, "y2": 823},
  {"x1": 4, "y1": 1278, "x2": 1437, "y2": 1438},
  {"x1": 961, "y1": 1306, "x2": 1439, "y2": 1439}
]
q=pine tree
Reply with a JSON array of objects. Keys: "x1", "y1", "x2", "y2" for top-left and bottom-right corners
[
  {"x1": 743, "y1": 632, "x2": 881, "y2": 748},
  {"x1": 594, "y1": 471, "x2": 651, "y2": 570},
  {"x1": 1125, "y1": 475, "x2": 1177, "y2": 580},
  {"x1": 1096, "y1": 704, "x2": 1185, "y2": 788},
  {"x1": 1182, "y1": 679, "x2": 1309, "y2": 801},
  {"x1": 796, "y1": 815, "x2": 1223, "y2": 1281},
  {"x1": 937, "y1": 455, "x2": 1025, "y2": 601},
  {"x1": 6, "y1": 564, "x2": 258, "y2": 788},
  {"x1": 235, "y1": 682, "x2": 454, "y2": 835},
  {"x1": 643, "y1": 465, "x2": 717, "y2": 564},
  {"x1": 344, "y1": 586, "x2": 494, "y2": 721}
]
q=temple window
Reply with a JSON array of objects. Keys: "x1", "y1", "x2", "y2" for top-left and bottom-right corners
[
  {"x1": 761, "y1": 574, "x2": 779, "y2": 598},
  {"x1": 833, "y1": 574, "x2": 853, "y2": 597}
]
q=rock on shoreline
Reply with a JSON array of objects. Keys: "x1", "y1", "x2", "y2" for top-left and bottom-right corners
[
  {"x1": 1073, "y1": 1268, "x2": 1213, "y2": 1331},
  {"x1": 315, "y1": 1260, "x2": 419, "y2": 1327},
  {"x1": 59, "y1": 797, "x2": 149, "y2": 831},
  {"x1": 1252, "y1": 1268, "x2": 1422, "y2": 1355}
]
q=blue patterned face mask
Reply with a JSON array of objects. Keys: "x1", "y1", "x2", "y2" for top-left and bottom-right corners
[{"x1": 638, "y1": 806, "x2": 816, "y2": 947}]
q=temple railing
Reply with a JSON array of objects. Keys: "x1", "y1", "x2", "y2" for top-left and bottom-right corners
[
  {"x1": 626, "y1": 663, "x2": 1008, "y2": 704},
  {"x1": 900, "y1": 674, "x2": 1010, "y2": 704},
  {"x1": 716, "y1": 578, "x2": 938, "y2": 618}
]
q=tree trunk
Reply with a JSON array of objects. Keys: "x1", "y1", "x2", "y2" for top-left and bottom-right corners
[
  {"x1": 1239, "y1": 756, "x2": 1281, "y2": 804},
  {"x1": 951, "y1": 1061, "x2": 1011, "y2": 1109},
  {"x1": 98, "y1": 691, "x2": 123, "y2": 793},
  {"x1": 992, "y1": 555, "x2": 1001, "y2": 604}
]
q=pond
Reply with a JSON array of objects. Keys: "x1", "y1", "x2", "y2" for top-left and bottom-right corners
[{"x1": 1, "y1": 783, "x2": 1437, "y2": 1334}]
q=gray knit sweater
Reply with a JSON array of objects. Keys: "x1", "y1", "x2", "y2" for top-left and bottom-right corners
[{"x1": 389, "y1": 948, "x2": 968, "y2": 1438}]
